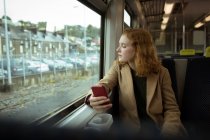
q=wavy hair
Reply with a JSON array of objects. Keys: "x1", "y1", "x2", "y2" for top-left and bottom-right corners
[{"x1": 121, "y1": 28, "x2": 161, "y2": 76}]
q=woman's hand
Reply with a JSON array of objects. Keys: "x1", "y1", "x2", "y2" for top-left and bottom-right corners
[{"x1": 89, "y1": 94, "x2": 112, "y2": 112}]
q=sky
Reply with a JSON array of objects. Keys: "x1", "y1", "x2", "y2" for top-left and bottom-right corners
[
  {"x1": 0, "y1": 0, "x2": 101, "y2": 31},
  {"x1": 124, "y1": 10, "x2": 131, "y2": 26}
]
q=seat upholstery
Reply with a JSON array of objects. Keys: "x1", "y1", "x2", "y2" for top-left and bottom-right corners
[
  {"x1": 181, "y1": 57, "x2": 210, "y2": 138},
  {"x1": 174, "y1": 58, "x2": 188, "y2": 107},
  {"x1": 161, "y1": 58, "x2": 178, "y2": 102}
]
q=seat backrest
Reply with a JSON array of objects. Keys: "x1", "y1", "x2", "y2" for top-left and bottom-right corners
[
  {"x1": 174, "y1": 58, "x2": 188, "y2": 107},
  {"x1": 181, "y1": 57, "x2": 210, "y2": 136},
  {"x1": 161, "y1": 58, "x2": 178, "y2": 102},
  {"x1": 180, "y1": 49, "x2": 195, "y2": 56},
  {"x1": 205, "y1": 46, "x2": 210, "y2": 58}
]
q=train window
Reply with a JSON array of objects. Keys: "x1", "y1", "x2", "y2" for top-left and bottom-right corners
[
  {"x1": 124, "y1": 9, "x2": 131, "y2": 27},
  {"x1": 0, "y1": 0, "x2": 101, "y2": 124}
]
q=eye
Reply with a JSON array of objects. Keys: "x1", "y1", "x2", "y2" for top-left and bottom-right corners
[{"x1": 121, "y1": 43, "x2": 126, "y2": 48}]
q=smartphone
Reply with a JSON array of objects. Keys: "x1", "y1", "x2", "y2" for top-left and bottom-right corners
[{"x1": 91, "y1": 85, "x2": 108, "y2": 97}]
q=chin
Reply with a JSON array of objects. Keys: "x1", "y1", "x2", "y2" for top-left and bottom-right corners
[
  {"x1": 118, "y1": 59, "x2": 126, "y2": 63},
  {"x1": 118, "y1": 58, "x2": 123, "y2": 62}
]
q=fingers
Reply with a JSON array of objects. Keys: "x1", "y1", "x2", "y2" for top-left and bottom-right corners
[
  {"x1": 89, "y1": 96, "x2": 112, "y2": 111},
  {"x1": 89, "y1": 95, "x2": 107, "y2": 102},
  {"x1": 90, "y1": 97, "x2": 111, "y2": 107},
  {"x1": 92, "y1": 103, "x2": 112, "y2": 112},
  {"x1": 90, "y1": 96, "x2": 108, "y2": 105}
]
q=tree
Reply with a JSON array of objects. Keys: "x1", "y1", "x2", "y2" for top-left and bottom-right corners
[
  {"x1": 37, "y1": 22, "x2": 47, "y2": 33},
  {"x1": 67, "y1": 25, "x2": 83, "y2": 38},
  {"x1": 1, "y1": 15, "x2": 12, "y2": 21},
  {"x1": 17, "y1": 20, "x2": 37, "y2": 33},
  {"x1": 57, "y1": 25, "x2": 100, "y2": 40},
  {"x1": 1, "y1": 15, "x2": 13, "y2": 26},
  {"x1": 86, "y1": 25, "x2": 100, "y2": 39},
  {"x1": 0, "y1": 18, "x2": 2, "y2": 26}
]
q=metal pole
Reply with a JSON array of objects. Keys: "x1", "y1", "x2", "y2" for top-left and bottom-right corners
[
  {"x1": 204, "y1": 25, "x2": 206, "y2": 53},
  {"x1": 182, "y1": 0, "x2": 185, "y2": 49},
  {"x1": 182, "y1": 25, "x2": 185, "y2": 49},
  {"x1": 39, "y1": 42, "x2": 43, "y2": 80},
  {"x1": 64, "y1": 25, "x2": 69, "y2": 57},
  {"x1": 4, "y1": 0, "x2": 12, "y2": 85},
  {"x1": 83, "y1": 6, "x2": 87, "y2": 71},
  {"x1": 29, "y1": 31, "x2": 32, "y2": 59},
  {"x1": 174, "y1": 17, "x2": 177, "y2": 53}
]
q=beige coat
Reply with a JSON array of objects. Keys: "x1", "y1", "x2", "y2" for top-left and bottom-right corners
[{"x1": 99, "y1": 60, "x2": 187, "y2": 137}]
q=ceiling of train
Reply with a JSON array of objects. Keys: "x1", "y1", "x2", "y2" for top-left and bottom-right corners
[{"x1": 137, "y1": 0, "x2": 210, "y2": 33}]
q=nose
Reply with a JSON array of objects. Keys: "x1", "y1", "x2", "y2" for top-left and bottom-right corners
[{"x1": 116, "y1": 46, "x2": 120, "y2": 52}]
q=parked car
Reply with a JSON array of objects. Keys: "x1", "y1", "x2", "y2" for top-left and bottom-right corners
[
  {"x1": 54, "y1": 59, "x2": 73, "y2": 70},
  {"x1": 61, "y1": 57, "x2": 85, "y2": 69},
  {"x1": 0, "y1": 58, "x2": 31, "y2": 76},
  {"x1": 42, "y1": 58, "x2": 63, "y2": 71},
  {"x1": 23, "y1": 60, "x2": 50, "y2": 74},
  {"x1": 0, "y1": 69, "x2": 7, "y2": 79}
]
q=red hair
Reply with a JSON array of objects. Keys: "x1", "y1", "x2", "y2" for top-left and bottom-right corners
[{"x1": 121, "y1": 28, "x2": 161, "y2": 76}]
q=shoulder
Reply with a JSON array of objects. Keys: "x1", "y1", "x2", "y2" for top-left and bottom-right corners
[
  {"x1": 159, "y1": 65, "x2": 169, "y2": 73},
  {"x1": 158, "y1": 65, "x2": 170, "y2": 79},
  {"x1": 111, "y1": 60, "x2": 129, "y2": 70}
]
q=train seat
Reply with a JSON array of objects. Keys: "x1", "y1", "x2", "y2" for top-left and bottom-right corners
[
  {"x1": 161, "y1": 58, "x2": 178, "y2": 103},
  {"x1": 205, "y1": 46, "x2": 210, "y2": 57},
  {"x1": 179, "y1": 49, "x2": 195, "y2": 56},
  {"x1": 181, "y1": 57, "x2": 210, "y2": 138},
  {"x1": 174, "y1": 58, "x2": 188, "y2": 107}
]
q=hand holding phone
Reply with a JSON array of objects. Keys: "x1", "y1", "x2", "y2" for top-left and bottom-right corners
[{"x1": 91, "y1": 85, "x2": 108, "y2": 97}]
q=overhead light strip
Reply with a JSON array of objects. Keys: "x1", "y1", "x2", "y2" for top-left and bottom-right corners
[
  {"x1": 194, "y1": 22, "x2": 204, "y2": 28},
  {"x1": 161, "y1": 24, "x2": 166, "y2": 30},
  {"x1": 204, "y1": 15, "x2": 210, "y2": 22},
  {"x1": 164, "y1": 3, "x2": 174, "y2": 15},
  {"x1": 194, "y1": 13, "x2": 210, "y2": 28},
  {"x1": 161, "y1": 2, "x2": 174, "y2": 30},
  {"x1": 162, "y1": 16, "x2": 169, "y2": 24}
]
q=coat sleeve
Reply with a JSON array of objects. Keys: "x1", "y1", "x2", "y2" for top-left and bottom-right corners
[
  {"x1": 160, "y1": 68, "x2": 188, "y2": 138},
  {"x1": 98, "y1": 60, "x2": 119, "y2": 93},
  {"x1": 84, "y1": 61, "x2": 119, "y2": 105}
]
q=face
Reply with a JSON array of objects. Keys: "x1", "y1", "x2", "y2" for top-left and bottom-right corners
[{"x1": 116, "y1": 34, "x2": 135, "y2": 63}]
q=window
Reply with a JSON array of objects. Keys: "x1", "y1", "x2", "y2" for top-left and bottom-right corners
[
  {"x1": 0, "y1": 0, "x2": 101, "y2": 124},
  {"x1": 124, "y1": 9, "x2": 131, "y2": 27}
]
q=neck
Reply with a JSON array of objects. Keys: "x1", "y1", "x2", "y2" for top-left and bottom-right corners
[{"x1": 128, "y1": 62, "x2": 135, "y2": 71}]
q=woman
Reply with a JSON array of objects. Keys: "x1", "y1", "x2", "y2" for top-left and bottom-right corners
[{"x1": 85, "y1": 28, "x2": 187, "y2": 138}]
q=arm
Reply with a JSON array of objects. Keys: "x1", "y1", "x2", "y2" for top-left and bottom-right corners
[
  {"x1": 98, "y1": 60, "x2": 119, "y2": 92},
  {"x1": 85, "y1": 61, "x2": 119, "y2": 112}
]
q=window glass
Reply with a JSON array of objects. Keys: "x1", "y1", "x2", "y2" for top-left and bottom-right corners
[
  {"x1": 0, "y1": 0, "x2": 101, "y2": 123},
  {"x1": 124, "y1": 9, "x2": 130, "y2": 27}
]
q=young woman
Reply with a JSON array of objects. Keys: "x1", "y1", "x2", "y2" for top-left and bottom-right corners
[{"x1": 85, "y1": 28, "x2": 187, "y2": 138}]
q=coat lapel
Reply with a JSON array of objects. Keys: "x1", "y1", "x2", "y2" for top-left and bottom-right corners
[
  {"x1": 120, "y1": 65, "x2": 137, "y2": 111},
  {"x1": 146, "y1": 73, "x2": 158, "y2": 109}
]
